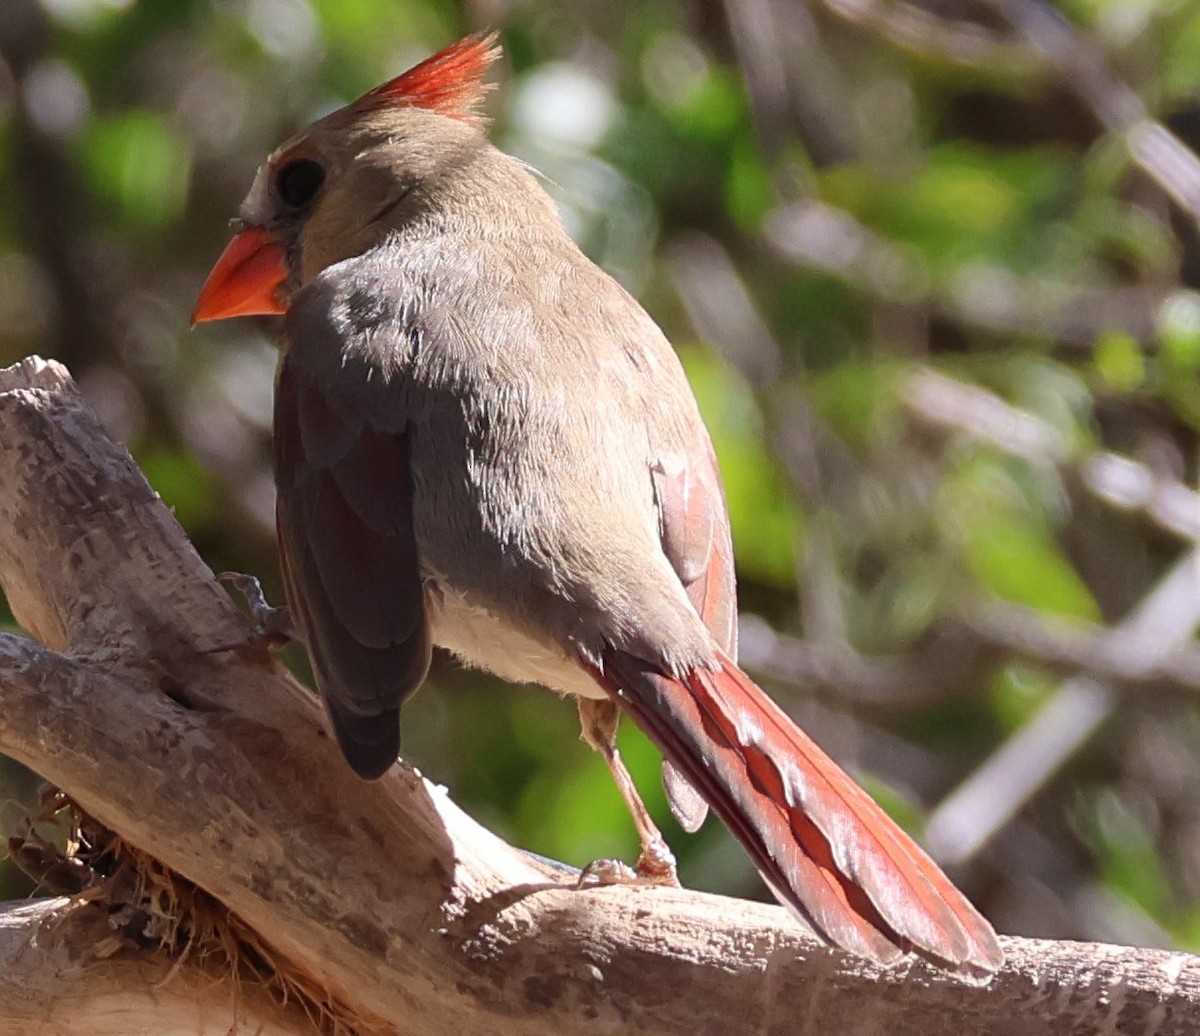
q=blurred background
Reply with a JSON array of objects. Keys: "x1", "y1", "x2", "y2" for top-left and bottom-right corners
[{"x1": 3, "y1": 0, "x2": 1200, "y2": 954}]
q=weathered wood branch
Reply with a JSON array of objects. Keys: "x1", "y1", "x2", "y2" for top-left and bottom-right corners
[
  {"x1": 0, "y1": 899, "x2": 311, "y2": 1035},
  {"x1": 0, "y1": 355, "x2": 1198, "y2": 1034}
]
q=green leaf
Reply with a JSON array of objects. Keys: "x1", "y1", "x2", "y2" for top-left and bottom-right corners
[
  {"x1": 820, "y1": 144, "x2": 1075, "y2": 277},
  {"x1": 1093, "y1": 331, "x2": 1144, "y2": 392},
  {"x1": 1088, "y1": 789, "x2": 1171, "y2": 918},
  {"x1": 1158, "y1": 291, "x2": 1200, "y2": 371},
  {"x1": 1162, "y1": 6, "x2": 1200, "y2": 98},
  {"x1": 725, "y1": 132, "x2": 774, "y2": 230},
  {"x1": 809, "y1": 360, "x2": 898, "y2": 451},
  {"x1": 964, "y1": 508, "x2": 1098, "y2": 618},
  {"x1": 137, "y1": 447, "x2": 219, "y2": 533},
  {"x1": 657, "y1": 63, "x2": 745, "y2": 140},
  {"x1": 940, "y1": 452, "x2": 1098, "y2": 619},
  {"x1": 78, "y1": 111, "x2": 192, "y2": 232},
  {"x1": 989, "y1": 664, "x2": 1057, "y2": 732}
]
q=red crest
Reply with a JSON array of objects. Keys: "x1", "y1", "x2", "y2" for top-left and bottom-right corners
[{"x1": 352, "y1": 33, "x2": 501, "y2": 125}]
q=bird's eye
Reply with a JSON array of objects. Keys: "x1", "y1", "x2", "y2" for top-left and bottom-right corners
[{"x1": 276, "y1": 159, "x2": 326, "y2": 209}]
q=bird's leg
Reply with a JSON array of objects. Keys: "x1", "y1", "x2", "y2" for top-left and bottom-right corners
[
  {"x1": 576, "y1": 697, "x2": 679, "y2": 887},
  {"x1": 209, "y1": 572, "x2": 295, "y2": 653}
]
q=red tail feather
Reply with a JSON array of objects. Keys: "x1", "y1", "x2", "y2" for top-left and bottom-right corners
[{"x1": 591, "y1": 647, "x2": 1003, "y2": 975}]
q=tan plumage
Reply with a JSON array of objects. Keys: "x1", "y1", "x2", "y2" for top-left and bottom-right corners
[{"x1": 194, "y1": 34, "x2": 1003, "y2": 975}]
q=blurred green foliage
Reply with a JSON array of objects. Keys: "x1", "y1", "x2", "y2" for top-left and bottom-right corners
[{"x1": 3, "y1": 0, "x2": 1200, "y2": 954}]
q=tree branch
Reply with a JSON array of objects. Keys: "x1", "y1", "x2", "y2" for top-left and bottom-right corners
[
  {"x1": 0, "y1": 898, "x2": 311, "y2": 1035},
  {"x1": 0, "y1": 355, "x2": 1198, "y2": 1032}
]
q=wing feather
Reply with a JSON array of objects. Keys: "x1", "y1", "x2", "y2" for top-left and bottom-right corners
[
  {"x1": 274, "y1": 355, "x2": 430, "y2": 779},
  {"x1": 651, "y1": 437, "x2": 736, "y2": 831}
]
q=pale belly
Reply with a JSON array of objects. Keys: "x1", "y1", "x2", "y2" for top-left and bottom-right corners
[{"x1": 425, "y1": 581, "x2": 607, "y2": 700}]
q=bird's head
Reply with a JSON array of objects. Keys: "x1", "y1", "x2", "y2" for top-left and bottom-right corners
[{"x1": 192, "y1": 33, "x2": 501, "y2": 323}]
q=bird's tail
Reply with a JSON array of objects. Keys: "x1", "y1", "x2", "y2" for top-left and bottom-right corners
[{"x1": 591, "y1": 646, "x2": 1003, "y2": 976}]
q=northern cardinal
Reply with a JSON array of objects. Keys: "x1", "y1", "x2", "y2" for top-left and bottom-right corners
[{"x1": 193, "y1": 33, "x2": 1002, "y2": 975}]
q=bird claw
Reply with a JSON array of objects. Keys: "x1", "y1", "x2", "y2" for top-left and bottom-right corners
[
  {"x1": 576, "y1": 858, "x2": 639, "y2": 888},
  {"x1": 210, "y1": 572, "x2": 295, "y2": 652},
  {"x1": 576, "y1": 840, "x2": 680, "y2": 889}
]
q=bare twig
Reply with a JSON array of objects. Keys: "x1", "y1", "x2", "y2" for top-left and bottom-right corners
[
  {"x1": 817, "y1": 0, "x2": 1041, "y2": 72},
  {"x1": 741, "y1": 600, "x2": 1200, "y2": 707},
  {"x1": 725, "y1": 0, "x2": 858, "y2": 165},
  {"x1": 926, "y1": 547, "x2": 1200, "y2": 867},
  {"x1": 988, "y1": 0, "x2": 1200, "y2": 227},
  {"x1": 903, "y1": 365, "x2": 1200, "y2": 863},
  {"x1": 737, "y1": 611, "x2": 990, "y2": 707},
  {"x1": 820, "y1": 0, "x2": 1200, "y2": 233},
  {"x1": 961, "y1": 599, "x2": 1200, "y2": 692},
  {"x1": 765, "y1": 200, "x2": 1161, "y2": 347},
  {"x1": 905, "y1": 367, "x2": 1200, "y2": 543}
]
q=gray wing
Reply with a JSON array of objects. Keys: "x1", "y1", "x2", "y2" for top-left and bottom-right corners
[{"x1": 274, "y1": 335, "x2": 430, "y2": 780}]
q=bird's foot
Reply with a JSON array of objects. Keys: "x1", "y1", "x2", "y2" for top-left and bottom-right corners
[
  {"x1": 208, "y1": 572, "x2": 295, "y2": 654},
  {"x1": 634, "y1": 837, "x2": 681, "y2": 886},
  {"x1": 576, "y1": 858, "x2": 639, "y2": 887},
  {"x1": 576, "y1": 836, "x2": 680, "y2": 889}
]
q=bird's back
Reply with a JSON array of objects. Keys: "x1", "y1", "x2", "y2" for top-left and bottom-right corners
[{"x1": 285, "y1": 185, "x2": 731, "y2": 677}]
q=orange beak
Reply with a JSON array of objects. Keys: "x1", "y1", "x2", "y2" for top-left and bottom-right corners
[{"x1": 192, "y1": 226, "x2": 289, "y2": 324}]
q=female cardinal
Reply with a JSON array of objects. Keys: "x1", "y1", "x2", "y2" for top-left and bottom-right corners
[{"x1": 193, "y1": 33, "x2": 1002, "y2": 975}]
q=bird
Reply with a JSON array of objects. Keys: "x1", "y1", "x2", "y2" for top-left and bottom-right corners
[{"x1": 192, "y1": 32, "x2": 1003, "y2": 976}]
